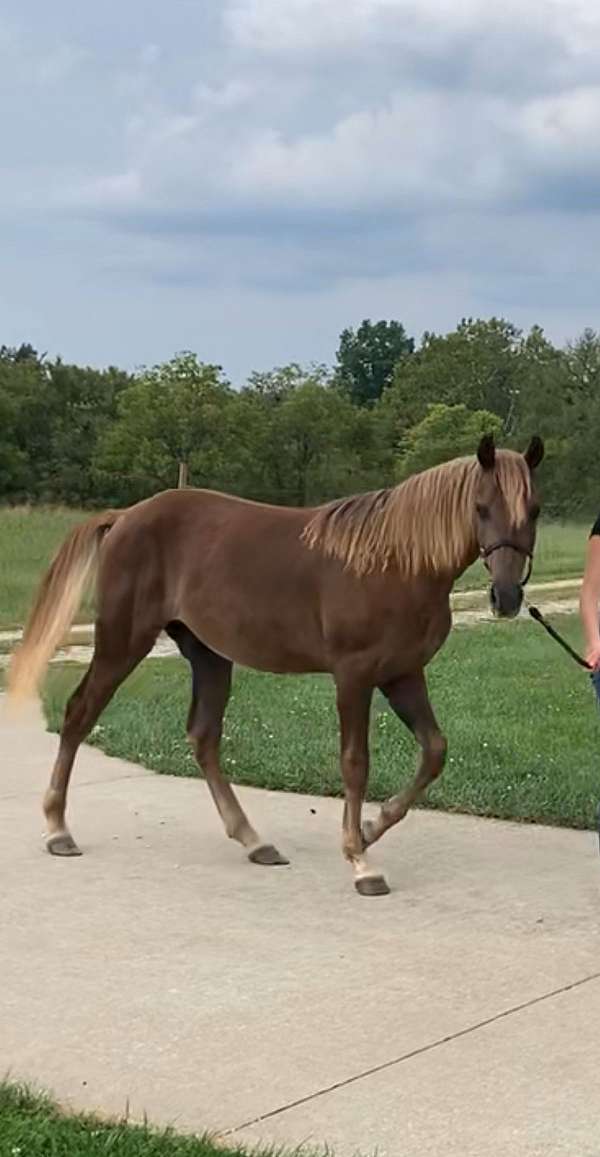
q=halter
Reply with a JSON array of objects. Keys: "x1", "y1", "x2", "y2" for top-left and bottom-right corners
[{"x1": 479, "y1": 540, "x2": 533, "y2": 587}]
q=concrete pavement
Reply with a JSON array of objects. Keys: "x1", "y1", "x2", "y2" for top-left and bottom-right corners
[{"x1": 1, "y1": 697, "x2": 600, "y2": 1156}]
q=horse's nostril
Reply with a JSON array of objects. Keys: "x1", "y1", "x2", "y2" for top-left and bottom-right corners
[{"x1": 490, "y1": 583, "x2": 522, "y2": 618}]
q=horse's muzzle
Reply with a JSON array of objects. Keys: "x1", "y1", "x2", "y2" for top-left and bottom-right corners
[{"x1": 490, "y1": 582, "x2": 523, "y2": 619}]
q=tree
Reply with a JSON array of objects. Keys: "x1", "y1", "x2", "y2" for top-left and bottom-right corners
[
  {"x1": 0, "y1": 351, "x2": 43, "y2": 499},
  {"x1": 4, "y1": 355, "x2": 131, "y2": 505},
  {"x1": 239, "y1": 364, "x2": 381, "y2": 504},
  {"x1": 245, "y1": 362, "x2": 331, "y2": 403},
  {"x1": 509, "y1": 327, "x2": 600, "y2": 514},
  {"x1": 564, "y1": 328, "x2": 600, "y2": 403},
  {"x1": 1, "y1": 319, "x2": 599, "y2": 519},
  {"x1": 397, "y1": 403, "x2": 503, "y2": 480},
  {"x1": 336, "y1": 319, "x2": 414, "y2": 406},
  {"x1": 44, "y1": 361, "x2": 131, "y2": 504},
  {"x1": 389, "y1": 318, "x2": 522, "y2": 432},
  {"x1": 94, "y1": 353, "x2": 236, "y2": 503},
  {"x1": 258, "y1": 376, "x2": 377, "y2": 504},
  {"x1": 0, "y1": 376, "x2": 29, "y2": 496},
  {"x1": 545, "y1": 329, "x2": 600, "y2": 515},
  {"x1": 0, "y1": 342, "x2": 40, "y2": 364},
  {"x1": 269, "y1": 382, "x2": 358, "y2": 504}
]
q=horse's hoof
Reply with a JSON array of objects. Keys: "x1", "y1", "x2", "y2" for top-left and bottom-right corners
[
  {"x1": 248, "y1": 844, "x2": 289, "y2": 866},
  {"x1": 47, "y1": 833, "x2": 82, "y2": 857},
  {"x1": 355, "y1": 874, "x2": 390, "y2": 897}
]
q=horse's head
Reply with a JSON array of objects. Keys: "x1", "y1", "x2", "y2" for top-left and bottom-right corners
[{"x1": 475, "y1": 434, "x2": 544, "y2": 619}]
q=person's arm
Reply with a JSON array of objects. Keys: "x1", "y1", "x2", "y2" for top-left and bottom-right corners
[{"x1": 580, "y1": 518, "x2": 600, "y2": 668}]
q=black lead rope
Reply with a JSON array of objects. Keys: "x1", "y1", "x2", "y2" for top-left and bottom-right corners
[
  {"x1": 527, "y1": 605, "x2": 591, "y2": 671},
  {"x1": 527, "y1": 604, "x2": 600, "y2": 851}
]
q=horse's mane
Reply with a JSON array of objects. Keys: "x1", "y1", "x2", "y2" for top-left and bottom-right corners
[{"x1": 302, "y1": 451, "x2": 532, "y2": 577}]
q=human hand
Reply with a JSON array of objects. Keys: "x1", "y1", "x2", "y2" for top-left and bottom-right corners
[{"x1": 585, "y1": 641, "x2": 600, "y2": 670}]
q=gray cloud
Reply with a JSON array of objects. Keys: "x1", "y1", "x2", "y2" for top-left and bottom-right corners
[{"x1": 1, "y1": 0, "x2": 599, "y2": 380}]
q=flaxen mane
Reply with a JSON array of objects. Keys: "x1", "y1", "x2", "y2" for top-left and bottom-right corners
[{"x1": 302, "y1": 451, "x2": 532, "y2": 577}]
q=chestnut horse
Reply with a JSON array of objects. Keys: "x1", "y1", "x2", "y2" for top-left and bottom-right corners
[{"x1": 9, "y1": 434, "x2": 544, "y2": 895}]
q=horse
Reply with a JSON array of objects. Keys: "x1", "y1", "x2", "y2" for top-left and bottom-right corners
[{"x1": 8, "y1": 433, "x2": 544, "y2": 896}]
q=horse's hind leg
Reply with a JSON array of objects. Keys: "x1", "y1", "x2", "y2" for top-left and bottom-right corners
[
  {"x1": 44, "y1": 624, "x2": 159, "y2": 855},
  {"x1": 362, "y1": 671, "x2": 447, "y2": 849},
  {"x1": 167, "y1": 622, "x2": 288, "y2": 867}
]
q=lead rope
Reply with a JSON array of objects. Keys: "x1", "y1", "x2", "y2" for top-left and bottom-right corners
[
  {"x1": 527, "y1": 605, "x2": 591, "y2": 670},
  {"x1": 527, "y1": 604, "x2": 600, "y2": 853}
]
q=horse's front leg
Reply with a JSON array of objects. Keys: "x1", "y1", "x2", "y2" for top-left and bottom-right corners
[
  {"x1": 335, "y1": 676, "x2": 389, "y2": 896},
  {"x1": 362, "y1": 671, "x2": 447, "y2": 848}
]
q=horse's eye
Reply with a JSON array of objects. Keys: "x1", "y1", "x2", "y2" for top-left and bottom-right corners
[
  {"x1": 530, "y1": 504, "x2": 540, "y2": 522},
  {"x1": 476, "y1": 503, "x2": 489, "y2": 520}
]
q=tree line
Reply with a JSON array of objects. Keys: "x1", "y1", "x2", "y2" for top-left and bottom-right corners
[{"x1": 1, "y1": 317, "x2": 598, "y2": 516}]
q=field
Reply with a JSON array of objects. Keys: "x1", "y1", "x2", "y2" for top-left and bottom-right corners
[
  {"x1": 0, "y1": 1084, "x2": 278, "y2": 1157},
  {"x1": 44, "y1": 614, "x2": 600, "y2": 830},
  {"x1": 0, "y1": 506, "x2": 89, "y2": 629},
  {"x1": 0, "y1": 506, "x2": 589, "y2": 631}
]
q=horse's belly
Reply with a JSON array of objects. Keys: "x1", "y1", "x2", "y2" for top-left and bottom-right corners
[
  {"x1": 180, "y1": 604, "x2": 324, "y2": 675},
  {"x1": 206, "y1": 633, "x2": 322, "y2": 674}
]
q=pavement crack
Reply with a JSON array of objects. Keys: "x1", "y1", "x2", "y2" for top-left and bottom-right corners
[
  {"x1": 0, "y1": 771, "x2": 150, "y2": 802},
  {"x1": 224, "y1": 969, "x2": 600, "y2": 1137}
]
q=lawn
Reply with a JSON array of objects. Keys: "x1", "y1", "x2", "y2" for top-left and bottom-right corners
[
  {"x1": 0, "y1": 506, "x2": 589, "y2": 630},
  {"x1": 0, "y1": 506, "x2": 89, "y2": 630},
  {"x1": 44, "y1": 614, "x2": 600, "y2": 830},
  {"x1": 0, "y1": 1084, "x2": 286, "y2": 1157}
]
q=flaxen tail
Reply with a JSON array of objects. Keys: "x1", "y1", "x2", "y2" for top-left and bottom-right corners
[{"x1": 8, "y1": 510, "x2": 123, "y2": 702}]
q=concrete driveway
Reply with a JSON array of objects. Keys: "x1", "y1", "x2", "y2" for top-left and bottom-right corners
[{"x1": 2, "y1": 698, "x2": 599, "y2": 1156}]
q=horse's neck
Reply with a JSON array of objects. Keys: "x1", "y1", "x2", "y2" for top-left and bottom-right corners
[
  {"x1": 451, "y1": 538, "x2": 480, "y2": 582},
  {"x1": 423, "y1": 496, "x2": 479, "y2": 582}
]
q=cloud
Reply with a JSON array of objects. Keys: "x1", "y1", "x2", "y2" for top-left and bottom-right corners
[
  {"x1": 225, "y1": 0, "x2": 600, "y2": 89},
  {"x1": 1, "y1": 0, "x2": 600, "y2": 381},
  {"x1": 49, "y1": 0, "x2": 600, "y2": 233},
  {"x1": 520, "y1": 85, "x2": 600, "y2": 159}
]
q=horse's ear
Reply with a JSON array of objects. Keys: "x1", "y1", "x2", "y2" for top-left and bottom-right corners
[
  {"x1": 524, "y1": 435, "x2": 544, "y2": 471},
  {"x1": 477, "y1": 433, "x2": 496, "y2": 472}
]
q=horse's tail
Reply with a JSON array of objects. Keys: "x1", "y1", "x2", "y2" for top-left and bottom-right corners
[{"x1": 8, "y1": 510, "x2": 123, "y2": 702}]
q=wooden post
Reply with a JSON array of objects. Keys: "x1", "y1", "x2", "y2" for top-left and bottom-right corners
[{"x1": 177, "y1": 461, "x2": 189, "y2": 488}]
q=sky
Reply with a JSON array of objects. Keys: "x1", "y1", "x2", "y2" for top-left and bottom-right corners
[{"x1": 2, "y1": 0, "x2": 600, "y2": 384}]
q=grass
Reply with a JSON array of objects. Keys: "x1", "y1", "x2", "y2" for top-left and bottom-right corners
[
  {"x1": 0, "y1": 507, "x2": 589, "y2": 631},
  {"x1": 0, "y1": 1083, "x2": 293, "y2": 1157},
  {"x1": 44, "y1": 613, "x2": 600, "y2": 831},
  {"x1": 0, "y1": 506, "x2": 90, "y2": 630}
]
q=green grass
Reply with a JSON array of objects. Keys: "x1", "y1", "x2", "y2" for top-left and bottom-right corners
[
  {"x1": 44, "y1": 614, "x2": 600, "y2": 830},
  {"x1": 0, "y1": 508, "x2": 589, "y2": 630},
  {"x1": 0, "y1": 506, "x2": 90, "y2": 630},
  {"x1": 0, "y1": 1084, "x2": 293, "y2": 1157}
]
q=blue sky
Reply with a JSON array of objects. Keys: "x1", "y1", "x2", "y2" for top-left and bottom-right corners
[{"x1": 2, "y1": 0, "x2": 600, "y2": 382}]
